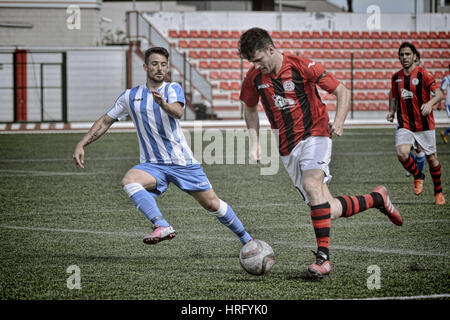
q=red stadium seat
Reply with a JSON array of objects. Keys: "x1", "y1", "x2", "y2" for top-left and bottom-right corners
[
  {"x1": 220, "y1": 82, "x2": 230, "y2": 90},
  {"x1": 301, "y1": 31, "x2": 312, "y2": 39},
  {"x1": 189, "y1": 30, "x2": 199, "y2": 38},
  {"x1": 439, "y1": 41, "x2": 449, "y2": 49},
  {"x1": 355, "y1": 92, "x2": 366, "y2": 100},
  {"x1": 231, "y1": 61, "x2": 240, "y2": 69},
  {"x1": 291, "y1": 40, "x2": 302, "y2": 49},
  {"x1": 199, "y1": 61, "x2": 209, "y2": 69},
  {"x1": 210, "y1": 30, "x2": 220, "y2": 38},
  {"x1": 199, "y1": 30, "x2": 209, "y2": 38},
  {"x1": 209, "y1": 61, "x2": 220, "y2": 69},
  {"x1": 281, "y1": 31, "x2": 291, "y2": 38},
  {"x1": 209, "y1": 71, "x2": 220, "y2": 80},
  {"x1": 188, "y1": 51, "x2": 198, "y2": 59},
  {"x1": 366, "y1": 92, "x2": 377, "y2": 100},
  {"x1": 354, "y1": 71, "x2": 365, "y2": 79},
  {"x1": 231, "y1": 92, "x2": 240, "y2": 101},
  {"x1": 438, "y1": 31, "x2": 448, "y2": 39},
  {"x1": 178, "y1": 40, "x2": 189, "y2": 48},
  {"x1": 342, "y1": 31, "x2": 352, "y2": 39},
  {"x1": 291, "y1": 31, "x2": 301, "y2": 39},
  {"x1": 231, "y1": 72, "x2": 241, "y2": 80},
  {"x1": 231, "y1": 30, "x2": 242, "y2": 39},
  {"x1": 178, "y1": 30, "x2": 189, "y2": 38},
  {"x1": 312, "y1": 31, "x2": 321, "y2": 38},
  {"x1": 209, "y1": 50, "x2": 219, "y2": 59},
  {"x1": 219, "y1": 30, "x2": 231, "y2": 38},
  {"x1": 271, "y1": 31, "x2": 281, "y2": 39},
  {"x1": 322, "y1": 31, "x2": 332, "y2": 38},
  {"x1": 354, "y1": 81, "x2": 365, "y2": 89},
  {"x1": 301, "y1": 41, "x2": 312, "y2": 49},
  {"x1": 198, "y1": 40, "x2": 209, "y2": 48},
  {"x1": 168, "y1": 30, "x2": 178, "y2": 38},
  {"x1": 230, "y1": 82, "x2": 241, "y2": 90},
  {"x1": 219, "y1": 61, "x2": 231, "y2": 69}
]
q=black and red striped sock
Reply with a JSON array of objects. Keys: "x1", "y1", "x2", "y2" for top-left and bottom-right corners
[
  {"x1": 336, "y1": 193, "x2": 383, "y2": 218},
  {"x1": 400, "y1": 155, "x2": 421, "y2": 179},
  {"x1": 430, "y1": 164, "x2": 443, "y2": 195},
  {"x1": 310, "y1": 202, "x2": 331, "y2": 259}
]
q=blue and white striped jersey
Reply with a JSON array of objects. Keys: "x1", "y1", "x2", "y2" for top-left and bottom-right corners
[
  {"x1": 441, "y1": 75, "x2": 450, "y2": 106},
  {"x1": 107, "y1": 83, "x2": 197, "y2": 166}
]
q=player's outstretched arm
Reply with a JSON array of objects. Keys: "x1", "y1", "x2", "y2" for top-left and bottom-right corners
[
  {"x1": 73, "y1": 114, "x2": 116, "y2": 169},
  {"x1": 330, "y1": 83, "x2": 350, "y2": 136},
  {"x1": 244, "y1": 104, "x2": 261, "y2": 163},
  {"x1": 151, "y1": 90, "x2": 184, "y2": 119}
]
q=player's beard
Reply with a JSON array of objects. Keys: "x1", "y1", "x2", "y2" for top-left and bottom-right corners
[{"x1": 147, "y1": 71, "x2": 165, "y2": 85}]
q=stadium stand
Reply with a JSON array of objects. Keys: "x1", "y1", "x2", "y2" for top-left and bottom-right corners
[{"x1": 168, "y1": 29, "x2": 449, "y2": 120}]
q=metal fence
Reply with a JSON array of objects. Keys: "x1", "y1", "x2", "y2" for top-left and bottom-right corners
[{"x1": 127, "y1": 11, "x2": 213, "y2": 104}]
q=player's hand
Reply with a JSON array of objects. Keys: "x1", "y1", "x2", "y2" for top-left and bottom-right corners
[
  {"x1": 329, "y1": 121, "x2": 344, "y2": 136},
  {"x1": 73, "y1": 144, "x2": 85, "y2": 169},
  {"x1": 249, "y1": 143, "x2": 261, "y2": 164},
  {"x1": 151, "y1": 90, "x2": 165, "y2": 107},
  {"x1": 386, "y1": 111, "x2": 395, "y2": 122},
  {"x1": 420, "y1": 102, "x2": 433, "y2": 116}
]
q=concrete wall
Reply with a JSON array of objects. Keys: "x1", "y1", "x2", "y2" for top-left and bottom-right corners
[{"x1": 0, "y1": 0, "x2": 101, "y2": 47}]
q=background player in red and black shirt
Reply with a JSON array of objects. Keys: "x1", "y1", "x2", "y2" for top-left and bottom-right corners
[
  {"x1": 388, "y1": 42, "x2": 445, "y2": 205},
  {"x1": 239, "y1": 28, "x2": 403, "y2": 279}
]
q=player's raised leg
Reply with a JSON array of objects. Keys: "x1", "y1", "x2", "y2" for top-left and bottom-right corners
[
  {"x1": 190, "y1": 189, "x2": 253, "y2": 245},
  {"x1": 121, "y1": 168, "x2": 175, "y2": 244}
]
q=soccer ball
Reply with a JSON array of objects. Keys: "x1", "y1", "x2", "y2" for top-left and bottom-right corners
[{"x1": 239, "y1": 239, "x2": 275, "y2": 275}]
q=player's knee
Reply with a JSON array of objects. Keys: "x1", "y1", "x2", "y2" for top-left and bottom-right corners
[
  {"x1": 396, "y1": 150, "x2": 409, "y2": 162},
  {"x1": 203, "y1": 197, "x2": 221, "y2": 212}
]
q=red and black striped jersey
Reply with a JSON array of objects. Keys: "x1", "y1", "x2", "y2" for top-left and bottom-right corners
[
  {"x1": 240, "y1": 54, "x2": 340, "y2": 156},
  {"x1": 391, "y1": 66, "x2": 439, "y2": 132}
]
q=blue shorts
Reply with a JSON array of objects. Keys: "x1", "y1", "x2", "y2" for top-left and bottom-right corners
[{"x1": 133, "y1": 162, "x2": 212, "y2": 197}]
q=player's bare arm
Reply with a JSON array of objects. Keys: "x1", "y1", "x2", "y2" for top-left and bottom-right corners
[
  {"x1": 73, "y1": 113, "x2": 116, "y2": 169},
  {"x1": 151, "y1": 90, "x2": 184, "y2": 119},
  {"x1": 330, "y1": 83, "x2": 350, "y2": 136},
  {"x1": 244, "y1": 104, "x2": 261, "y2": 163},
  {"x1": 387, "y1": 89, "x2": 396, "y2": 122},
  {"x1": 421, "y1": 88, "x2": 443, "y2": 116}
]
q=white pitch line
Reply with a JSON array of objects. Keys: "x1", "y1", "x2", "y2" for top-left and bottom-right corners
[
  {"x1": 0, "y1": 169, "x2": 95, "y2": 176},
  {"x1": 0, "y1": 224, "x2": 448, "y2": 258}
]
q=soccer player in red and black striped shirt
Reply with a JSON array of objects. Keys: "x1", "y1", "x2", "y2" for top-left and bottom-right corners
[
  {"x1": 239, "y1": 28, "x2": 403, "y2": 279},
  {"x1": 388, "y1": 42, "x2": 445, "y2": 205}
]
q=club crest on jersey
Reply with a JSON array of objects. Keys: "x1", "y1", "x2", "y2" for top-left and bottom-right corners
[
  {"x1": 401, "y1": 88, "x2": 414, "y2": 99},
  {"x1": 283, "y1": 80, "x2": 295, "y2": 92},
  {"x1": 272, "y1": 94, "x2": 295, "y2": 110},
  {"x1": 412, "y1": 78, "x2": 419, "y2": 86}
]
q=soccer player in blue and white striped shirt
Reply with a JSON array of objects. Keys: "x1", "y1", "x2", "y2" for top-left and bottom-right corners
[{"x1": 73, "y1": 47, "x2": 252, "y2": 245}]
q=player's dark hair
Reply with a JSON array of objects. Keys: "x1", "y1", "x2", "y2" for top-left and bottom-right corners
[
  {"x1": 145, "y1": 47, "x2": 169, "y2": 65},
  {"x1": 238, "y1": 27, "x2": 275, "y2": 61},
  {"x1": 398, "y1": 42, "x2": 419, "y2": 57}
]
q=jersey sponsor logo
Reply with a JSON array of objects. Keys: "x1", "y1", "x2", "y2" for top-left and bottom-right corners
[
  {"x1": 308, "y1": 61, "x2": 316, "y2": 68},
  {"x1": 283, "y1": 80, "x2": 295, "y2": 92},
  {"x1": 272, "y1": 94, "x2": 295, "y2": 110},
  {"x1": 412, "y1": 78, "x2": 419, "y2": 86},
  {"x1": 257, "y1": 84, "x2": 270, "y2": 90},
  {"x1": 401, "y1": 88, "x2": 414, "y2": 99},
  {"x1": 133, "y1": 98, "x2": 143, "y2": 102},
  {"x1": 395, "y1": 79, "x2": 403, "y2": 83}
]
